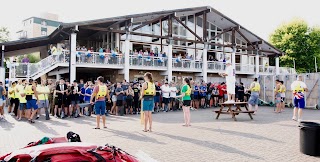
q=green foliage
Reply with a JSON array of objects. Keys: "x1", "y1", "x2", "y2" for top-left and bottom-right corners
[
  {"x1": 0, "y1": 27, "x2": 9, "y2": 43},
  {"x1": 270, "y1": 19, "x2": 320, "y2": 73},
  {"x1": 17, "y1": 53, "x2": 41, "y2": 63}
]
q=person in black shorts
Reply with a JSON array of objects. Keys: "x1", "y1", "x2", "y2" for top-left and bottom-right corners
[
  {"x1": 65, "y1": 83, "x2": 72, "y2": 117},
  {"x1": 238, "y1": 83, "x2": 245, "y2": 102},
  {"x1": 132, "y1": 83, "x2": 140, "y2": 114},
  {"x1": 174, "y1": 78, "x2": 192, "y2": 127},
  {"x1": 55, "y1": 78, "x2": 67, "y2": 118},
  {"x1": 115, "y1": 83, "x2": 124, "y2": 116},
  {"x1": 126, "y1": 85, "x2": 134, "y2": 114},
  {"x1": 210, "y1": 83, "x2": 220, "y2": 107}
]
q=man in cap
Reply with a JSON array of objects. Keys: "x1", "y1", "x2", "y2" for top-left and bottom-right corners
[
  {"x1": 219, "y1": 58, "x2": 236, "y2": 103},
  {"x1": 291, "y1": 75, "x2": 308, "y2": 122}
]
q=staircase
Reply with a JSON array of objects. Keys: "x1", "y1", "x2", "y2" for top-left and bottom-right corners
[{"x1": 9, "y1": 52, "x2": 68, "y2": 80}]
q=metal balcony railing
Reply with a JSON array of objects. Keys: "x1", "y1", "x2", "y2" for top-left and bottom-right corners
[
  {"x1": 172, "y1": 58, "x2": 202, "y2": 69},
  {"x1": 9, "y1": 50, "x2": 68, "y2": 79},
  {"x1": 207, "y1": 61, "x2": 225, "y2": 72},
  {"x1": 76, "y1": 51, "x2": 124, "y2": 65},
  {"x1": 129, "y1": 55, "x2": 167, "y2": 67}
]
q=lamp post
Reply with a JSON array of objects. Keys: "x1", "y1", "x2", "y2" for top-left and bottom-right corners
[
  {"x1": 1, "y1": 45, "x2": 5, "y2": 84},
  {"x1": 1, "y1": 45, "x2": 4, "y2": 67},
  {"x1": 154, "y1": 46, "x2": 158, "y2": 55},
  {"x1": 315, "y1": 56, "x2": 317, "y2": 73}
]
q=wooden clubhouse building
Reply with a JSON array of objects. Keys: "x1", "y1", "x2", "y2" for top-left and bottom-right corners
[{"x1": 0, "y1": 6, "x2": 295, "y2": 83}]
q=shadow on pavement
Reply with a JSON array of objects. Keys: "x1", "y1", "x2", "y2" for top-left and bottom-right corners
[
  {"x1": 45, "y1": 118, "x2": 71, "y2": 127},
  {"x1": 154, "y1": 132, "x2": 263, "y2": 160},
  {"x1": 104, "y1": 129, "x2": 166, "y2": 145},
  {"x1": 0, "y1": 120, "x2": 15, "y2": 131},
  {"x1": 192, "y1": 126, "x2": 283, "y2": 143},
  {"x1": 30, "y1": 121, "x2": 59, "y2": 136}
]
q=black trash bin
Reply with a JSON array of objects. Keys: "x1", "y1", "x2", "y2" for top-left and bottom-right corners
[{"x1": 300, "y1": 121, "x2": 320, "y2": 156}]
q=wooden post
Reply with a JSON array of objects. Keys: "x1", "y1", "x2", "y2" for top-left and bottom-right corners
[
  {"x1": 160, "y1": 18, "x2": 163, "y2": 52},
  {"x1": 194, "y1": 15, "x2": 197, "y2": 59},
  {"x1": 202, "y1": 11, "x2": 207, "y2": 42},
  {"x1": 231, "y1": 28, "x2": 236, "y2": 69}
]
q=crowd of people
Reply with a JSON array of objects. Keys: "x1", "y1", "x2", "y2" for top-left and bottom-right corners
[
  {"x1": 0, "y1": 75, "x2": 251, "y2": 126},
  {"x1": 0, "y1": 62, "x2": 309, "y2": 129}
]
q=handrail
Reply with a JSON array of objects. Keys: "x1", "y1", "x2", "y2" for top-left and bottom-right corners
[
  {"x1": 129, "y1": 55, "x2": 167, "y2": 67},
  {"x1": 9, "y1": 51, "x2": 67, "y2": 79},
  {"x1": 76, "y1": 51, "x2": 124, "y2": 64}
]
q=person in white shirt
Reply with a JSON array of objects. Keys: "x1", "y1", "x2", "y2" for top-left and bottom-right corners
[
  {"x1": 169, "y1": 82, "x2": 178, "y2": 111},
  {"x1": 290, "y1": 75, "x2": 308, "y2": 122},
  {"x1": 219, "y1": 59, "x2": 236, "y2": 103},
  {"x1": 161, "y1": 82, "x2": 171, "y2": 112}
]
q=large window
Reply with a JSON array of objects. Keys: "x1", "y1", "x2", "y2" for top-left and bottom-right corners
[
  {"x1": 41, "y1": 21, "x2": 47, "y2": 26},
  {"x1": 41, "y1": 31, "x2": 47, "y2": 36},
  {"x1": 188, "y1": 15, "x2": 194, "y2": 23},
  {"x1": 196, "y1": 17, "x2": 203, "y2": 27}
]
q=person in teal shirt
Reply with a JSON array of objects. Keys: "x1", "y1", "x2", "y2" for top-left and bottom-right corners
[{"x1": 174, "y1": 78, "x2": 191, "y2": 127}]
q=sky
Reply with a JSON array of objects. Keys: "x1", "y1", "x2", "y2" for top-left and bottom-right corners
[{"x1": 1, "y1": 0, "x2": 319, "y2": 41}]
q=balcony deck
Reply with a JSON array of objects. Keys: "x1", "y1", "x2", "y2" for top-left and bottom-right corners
[
  {"x1": 129, "y1": 55, "x2": 167, "y2": 71},
  {"x1": 8, "y1": 50, "x2": 296, "y2": 80}
]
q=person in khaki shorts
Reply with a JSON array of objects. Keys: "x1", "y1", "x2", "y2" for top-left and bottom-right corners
[
  {"x1": 37, "y1": 80, "x2": 50, "y2": 120},
  {"x1": 47, "y1": 79, "x2": 55, "y2": 116}
]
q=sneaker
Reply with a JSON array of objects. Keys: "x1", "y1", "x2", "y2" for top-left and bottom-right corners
[
  {"x1": 54, "y1": 115, "x2": 58, "y2": 118},
  {"x1": 298, "y1": 119, "x2": 302, "y2": 123},
  {"x1": 36, "y1": 115, "x2": 40, "y2": 120},
  {"x1": 292, "y1": 116, "x2": 297, "y2": 121}
]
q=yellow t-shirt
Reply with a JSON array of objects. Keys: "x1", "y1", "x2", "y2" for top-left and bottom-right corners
[
  {"x1": 37, "y1": 85, "x2": 50, "y2": 100},
  {"x1": 8, "y1": 87, "x2": 15, "y2": 99},
  {"x1": 19, "y1": 88, "x2": 27, "y2": 103}
]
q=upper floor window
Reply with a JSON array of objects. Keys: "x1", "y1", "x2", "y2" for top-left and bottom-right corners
[
  {"x1": 41, "y1": 21, "x2": 47, "y2": 26},
  {"x1": 41, "y1": 31, "x2": 47, "y2": 36}
]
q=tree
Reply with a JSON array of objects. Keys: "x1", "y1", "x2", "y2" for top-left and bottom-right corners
[
  {"x1": 269, "y1": 19, "x2": 320, "y2": 73},
  {"x1": 0, "y1": 27, "x2": 9, "y2": 43},
  {"x1": 17, "y1": 53, "x2": 41, "y2": 63}
]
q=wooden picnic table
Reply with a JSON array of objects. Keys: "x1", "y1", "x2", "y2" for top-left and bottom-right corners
[{"x1": 214, "y1": 102, "x2": 254, "y2": 121}]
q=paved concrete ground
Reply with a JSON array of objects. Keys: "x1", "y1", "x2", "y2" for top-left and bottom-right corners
[{"x1": 1, "y1": 106, "x2": 320, "y2": 162}]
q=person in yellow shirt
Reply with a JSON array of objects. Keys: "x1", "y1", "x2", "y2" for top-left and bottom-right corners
[
  {"x1": 279, "y1": 81, "x2": 286, "y2": 112},
  {"x1": 37, "y1": 80, "x2": 51, "y2": 120},
  {"x1": 17, "y1": 79, "x2": 27, "y2": 121},
  {"x1": 248, "y1": 78, "x2": 260, "y2": 113},
  {"x1": 90, "y1": 76, "x2": 111, "y2": 129},
  {"x1": 140, "y1": 72, "x2": 156, "y2": 132},
  {"x1": 274, "y1": 80, "x2": 281, "y2": 113},
  {"x1": 25, "y1": 79, "x2": 39, "y2": 124},
  {"x1": 8, "y1": 82, "x2": 19, "y2": 116}
]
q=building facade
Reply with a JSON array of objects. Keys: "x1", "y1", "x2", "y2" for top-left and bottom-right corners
[
  {"x1": 17, "y1": 13, "x2": 61, "y2": 39},
  {"x1": 1, "y1": 6, "x2": 296, "y2": 83}
]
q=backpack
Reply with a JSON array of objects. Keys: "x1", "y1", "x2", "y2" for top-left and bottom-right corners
[{"x1": 67, "y1": 131, "x2": 81, "y2": 142}]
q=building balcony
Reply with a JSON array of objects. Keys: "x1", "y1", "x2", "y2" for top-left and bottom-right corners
[
  {"x1": 129, "y1": 55, "x2": 167, "y2": 71},
  {"x1": 258, "y1": 65, "x2": 276, "y2": 74},
  {"x1": 75, "y1": 51, "x2": 124, "y2": 69},
  {"x1": 8, "y1": 50, "x2": 297, "y2": 80},
  {"x1": 172, "y1": 59, "x2": 202, "y2": 72}
]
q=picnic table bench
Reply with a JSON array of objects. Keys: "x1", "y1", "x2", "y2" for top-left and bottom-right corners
[{"x1": 215, "y1": 102, "x2": 254, "y2": 121}]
